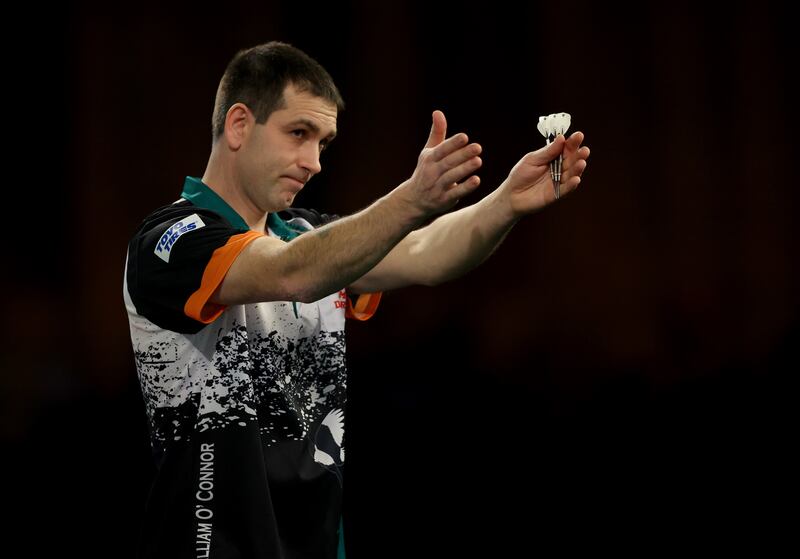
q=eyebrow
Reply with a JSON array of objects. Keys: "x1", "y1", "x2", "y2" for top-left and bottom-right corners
[{"x1": 287, "y1": 118, "x2": 337, "y2": 141}]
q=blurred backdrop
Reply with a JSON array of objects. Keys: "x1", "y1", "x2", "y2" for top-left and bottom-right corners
[{"x1": 4, "y1": 1, "x2": 796, "y2": 556}]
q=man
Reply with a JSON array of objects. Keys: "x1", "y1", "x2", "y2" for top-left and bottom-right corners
[{"x1": 124, "y1": 41, "x2": 589, "y2": 558}]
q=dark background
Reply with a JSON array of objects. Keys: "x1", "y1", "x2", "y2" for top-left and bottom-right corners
[{"x1": 4, "y1": 1, "x2": 796, "y2": 556}]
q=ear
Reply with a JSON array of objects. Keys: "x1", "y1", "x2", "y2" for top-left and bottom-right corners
[{"x1": 224, "y1": 103, "x2": 251, "y2": 150}]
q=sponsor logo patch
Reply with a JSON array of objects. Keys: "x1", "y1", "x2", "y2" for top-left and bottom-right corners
[{"x1": 154, "y1": 214, "x2": 206, "y2": 263}]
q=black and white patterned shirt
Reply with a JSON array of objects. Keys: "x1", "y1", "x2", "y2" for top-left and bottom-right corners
[{"x1": 123, "y1": 176, "x2": 379, "y2": 558}]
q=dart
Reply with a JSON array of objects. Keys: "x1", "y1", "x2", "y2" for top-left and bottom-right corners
[
  {"x1": 536, "y1": 116, "x2": 554, "y2": 183},
  {"x1": 537, "y1": 115, "x2": 557, "y2": 188},
  {"x1": 537, "y1": 112, "x2": 571, "y2": 199}
]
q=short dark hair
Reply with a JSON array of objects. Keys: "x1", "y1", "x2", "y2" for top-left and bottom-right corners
[{"x1": 211, "y1": 41, "x2": 344, "y2": 141}]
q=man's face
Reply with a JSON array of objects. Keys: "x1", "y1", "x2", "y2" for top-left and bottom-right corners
[{"x1": 239, "y1": 84, "x2": 338, "y2": 213}]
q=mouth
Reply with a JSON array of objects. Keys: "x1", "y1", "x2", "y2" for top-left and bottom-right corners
[{"x1": 281, "y1": 176, "x2": 306, "y2": 190}]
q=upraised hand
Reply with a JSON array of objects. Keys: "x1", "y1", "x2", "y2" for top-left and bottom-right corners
[
  {"x1": 499, "y1": 131, "x2": 590, "y2": 217},
  {"x1": 396, "y1": 110, "x2": 483, "y2": 218}
]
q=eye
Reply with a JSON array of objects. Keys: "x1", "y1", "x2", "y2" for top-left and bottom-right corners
[{"x1": 290, "y1": 129, "x2": 306, "y2": 139}]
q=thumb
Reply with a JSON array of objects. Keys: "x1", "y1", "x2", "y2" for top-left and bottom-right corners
[
  {"x1": 424, "y1": 110, "x2": 447, "y2": 149},
  {"x1": 526, "y1": 134, "x2": 565, "y2": 166}
]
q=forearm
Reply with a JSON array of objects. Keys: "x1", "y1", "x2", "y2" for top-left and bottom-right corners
[
  {"x1": 410, "y1": 188, "x2": 519, "y2": 286},
  {"x1": 281, "y1": 189, "x2": 423, "y2": 302}
]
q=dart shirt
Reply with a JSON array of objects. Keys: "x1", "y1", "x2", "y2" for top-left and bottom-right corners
[{"x1": 123, "y1": 176, "x2": 380, "y2": 559}]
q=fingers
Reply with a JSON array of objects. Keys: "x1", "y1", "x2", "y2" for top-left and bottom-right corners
[
  {"x1": 523, "y1": 132, "x2": 589, "y2": 169},
  {"x1": 522, "y1": 135, "x2": 566, "y2": 166},
  {"x1": 438, "y1": 141, "x2": 482, "y2": 171},
  {"x1": 564, "y1": 131, "x2": 585, "y2": 153},
  {"x1": 421, "y1": 110, "x2": 475, "y2": 163},
  {"x1": 410, "y1": 111, "x2": 485, "y2": 212},
  {"x1": 424, "y1": 110, "x2": 448, "y2": 149},
  {"x1": 564, "y1": 159, "x2": 588, "y2": 183},
  {"x1": 438, "y1": 154, "x2": 482, "y2": 187},
  {"x1": 564, "y1": 132, "x2": 589, "y2": 160},
  {"x1": 446, "y1": 175, "x2": 481, "y2": 201},
  {"x1": 427, "y1": 131, "x2": 471, "y2": 162},
  {"x1": 425, "y1": 137, "x2": 481, "y2": 189},
  {"x1": 563, "y1": 131, "x2": 590, "y2": 178},
  {"x1": 561, "y1": 134, "x2": 590, "y2": 192}
]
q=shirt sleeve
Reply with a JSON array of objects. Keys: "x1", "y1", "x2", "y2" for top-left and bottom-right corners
[{"x1": 126, "y1": 204, "x2": 263, "y2": 333}]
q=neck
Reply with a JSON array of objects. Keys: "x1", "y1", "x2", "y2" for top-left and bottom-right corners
[{"x1": 201, "y1": 147, "x2": 268, "y2": 232}]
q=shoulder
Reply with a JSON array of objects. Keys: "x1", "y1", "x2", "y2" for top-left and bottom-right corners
[{"x1": 132, "y1": 199, "x2": 242, "y2": 241}]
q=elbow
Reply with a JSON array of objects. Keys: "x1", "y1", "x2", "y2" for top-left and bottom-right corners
[
  {"x1": 260, "y1": 262, "x2": 308, "y2": 303},
  {"x1": 295, "y1": 290, "x2": 322, "y2": 304},
  {"x1": 271, "y1": 246, "x2": 323, "y2": 303},
  {"x1": 419, "y1": 275, "x2": 441, "y2": 287},
  {"x1": 419, "y1": 265, "x2": 463, "y2": 287},
  {"x1": 282, "y1": 272, "x2": 331, "y2": 304},
  {"x1": 280, "y1": 277, "x2": 318, "y2": 304},
  {"x1": 416, "y1": 267, "x2": 446, "y2": 287}
]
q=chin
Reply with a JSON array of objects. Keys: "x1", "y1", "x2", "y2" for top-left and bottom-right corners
[
  {"x1": 265, "y1": 191, "x2": 292, "y2": 210},
  {"x1": 272, "y1": 197, "x2": 294, "y2": 211}
]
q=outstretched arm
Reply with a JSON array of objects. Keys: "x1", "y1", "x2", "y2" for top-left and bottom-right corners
[
  {"x1": 213, "y1": 111, "x2": 482, "y2": 305},
  {"x1": 350, "y1": 121, "x2": 590, "y2": 293}
]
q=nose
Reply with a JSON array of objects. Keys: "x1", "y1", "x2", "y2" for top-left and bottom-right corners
[{"x1": 299, "y1": 143, "x2": 322, "y2": 177}]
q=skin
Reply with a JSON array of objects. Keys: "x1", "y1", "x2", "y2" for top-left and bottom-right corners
[
  {"x1": 201, "y1": 83, "x2": 590, "y2": 304},
  {"x1": 348, "y1": 111, "x2": 590, "y2": 292},
  {"x1": 202, "y1": 84, "x2": 339, "y2": 232}
]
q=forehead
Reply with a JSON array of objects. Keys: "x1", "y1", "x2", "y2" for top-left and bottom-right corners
[{"x1": 269, "y1": 84, "x2": 338, "y2": 133}]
